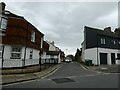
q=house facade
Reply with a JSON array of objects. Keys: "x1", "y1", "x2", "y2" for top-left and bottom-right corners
[
  {"x1": 43, "y1": 41, "x2": 65, "y2": 64},
  {"x1": 0, "y1": 2, "x2": 65, "y2": 68},
  {"x1": 81, "y1": 26, "x2": 120, "y2": 65},
  {"x1": 0, "y1": 3, "x2": 45, "y2": 68}
]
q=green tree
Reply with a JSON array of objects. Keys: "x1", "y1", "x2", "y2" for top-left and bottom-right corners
[
  {"x1": 66, "y1": 54, "x2": 74, "y2": 60},
  {"x1": 74, "y1": 48, "x2": 81, "y2": 62}
]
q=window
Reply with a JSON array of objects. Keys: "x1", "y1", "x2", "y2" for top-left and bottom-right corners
[
  {"x1": 31, "y1": 31, "x2": 35, "y2": 42},
  {"x1": 0, "y1": 17, "x2": 7, "y2": 30},
  {"x1": 119, "y1": 41, "x2": 120, "y2": 44},
  {"x1": 11, "y1": 47, "x2": 21, "y2": 59},
  {"x1": 112, "y1": 40, "x2": 116, "y2": 45},
  {"x1": 113, "y1": 40, "x2": 116, "y2": 45},
  {"x1": 41, "y1": 37, "x2": 43, "y2": 48},
  {"x1": 101, "y1": 38, "x2": 106, "y2": 44},
  {"x1": 29, "y1": 49, "x2": 33, "y2": 59},
  {"x1": 0, "y1": 46, "x2": 3, "y2": 58}
]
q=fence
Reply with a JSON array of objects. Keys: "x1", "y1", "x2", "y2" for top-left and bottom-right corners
[{"x1": 0, "y1": 58, "x2": 59, "y2": 74}]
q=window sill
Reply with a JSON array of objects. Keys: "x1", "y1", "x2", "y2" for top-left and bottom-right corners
[{"x1": 10, "y1": 57, "x2": 21, "y2": 59}]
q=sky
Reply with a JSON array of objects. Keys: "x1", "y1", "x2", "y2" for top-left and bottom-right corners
[{"x1": 1, "y1": 0, "x2": 119, "y2": 55}]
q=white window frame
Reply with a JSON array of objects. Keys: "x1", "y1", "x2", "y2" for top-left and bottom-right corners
[
  {"x1": 31, "y1": 31, "x2": 35, "y2": 42},
  {"x1": 41, "y1": 37, "x2": 43, "y2": 48},
  {"x1": 0, "y1": 46, "x2": 3, "y2": 58},
  {"x1": 119, "y1": 41, "x2": 120, "y2": 44},
  {"x1": 112, "y1": 40, "x2": 116, "y2": 45},
  {"x1": 113, "y1": 40, "x2": 116, "y2": 45},
  {"x1": 0, "y1": 17, "x2": 7, "y2": 31},
  {"x1": 29, "y1": 49, "x2": 33, "y2": 59},
  {"x1": 10, "y1": 47, "x2": 21, "y2": 59},
  {"x1": 101, "y1": 38, "x2": 106, "y2": 44}
]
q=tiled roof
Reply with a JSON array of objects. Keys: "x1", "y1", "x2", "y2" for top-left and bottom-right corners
[{"x1": 85, "y1": 26, "x2": 120, "y2": 38}]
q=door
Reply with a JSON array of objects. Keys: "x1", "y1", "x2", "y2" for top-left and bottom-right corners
[
  {"x1": 100, "y1": 53, "x2": 107, "y2": 65},
  {"x1": 111, "y1": 53, "x2": 116, "y2": 64}
]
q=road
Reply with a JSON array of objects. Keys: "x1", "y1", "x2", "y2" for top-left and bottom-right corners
[{"x1": 3, "y1": 62, "x2": 119, "y2": 88}]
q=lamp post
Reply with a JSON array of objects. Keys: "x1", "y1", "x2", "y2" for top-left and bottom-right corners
[{"x1": 66, "y1": 49, "x2": 68, "y2": 57}]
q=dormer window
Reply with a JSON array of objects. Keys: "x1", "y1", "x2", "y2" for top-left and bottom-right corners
[
  {"x1": 113, "y1": 41, "x2": 116, "y2": 45},
  {"x1": 101, "y1": 38, "x2": 105, "y2": 44},
  {"x1": 40, "y1": 37, "x2": 43, "y2": 48},
  {"x1": 31, "y1": 31, "x2": 35, "y2": 42},
  {"x1": 0, "y1": 17, "x2": 7, "y2": 31},
  {"x1": 112, "y1": 40, "x2": 116, "y2": 45}
]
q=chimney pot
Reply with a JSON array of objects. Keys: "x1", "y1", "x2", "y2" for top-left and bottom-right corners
[
  {"x1": 0, "y1": 2, "x2": 6, "y2": 12},
  {"x1": 104, "y1": 27, "x2": 111, "y2": 32}
]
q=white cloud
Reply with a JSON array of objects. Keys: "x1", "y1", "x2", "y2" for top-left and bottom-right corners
[
  {"x1": 95, "y1": 9, "x2": 118, "y2": 31},
  {"x1": 3, "y1": 2, "x2": 118, "y2": 55}
]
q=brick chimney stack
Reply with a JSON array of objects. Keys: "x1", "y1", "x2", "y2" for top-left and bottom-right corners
[
  {"x1": 104, "y1": 27, "x2": 111, "y2": 33},
  {"x1": 0, "y1": 2, "x2": 6, "y2": 13},
  {"x1": 114, "y1": 28, "x2": 120, "y2": 35}
]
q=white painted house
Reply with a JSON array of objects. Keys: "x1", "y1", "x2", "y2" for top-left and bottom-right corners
[
  {"x1": 81, "y1": 26, "x2": 120, "y2": 65},
  {"x1": 0, "y1": 2, "x2": 65, "y2": 68},
  {"x1": 0, "y1": 3, "x2": 45, "y2": 68},
  {"x1": 42, "y1": 41, "x2": 64, "y2": 64}
]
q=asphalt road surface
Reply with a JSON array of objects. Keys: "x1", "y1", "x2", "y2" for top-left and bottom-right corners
[{"x1": 3, "y1": 62, "x2": 119, "y2": 88}]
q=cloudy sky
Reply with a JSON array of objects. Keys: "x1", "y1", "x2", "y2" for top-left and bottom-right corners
[{"x1": 2, "y1": 0, "x2": 119, "y2": 55}]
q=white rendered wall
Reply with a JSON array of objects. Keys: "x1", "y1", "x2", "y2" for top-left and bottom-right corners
[
  {"x1": 24, "y1": 47, "x2": 39, "y2": 66},
  {"x1": 116, "y1": 60, "x2": 120, "y2": 64},
  {"x1": 49, "y1": 44, "x2": 56, "y2": 51},
  {"x1": 84, "y1": 47, "x2": 119, "y2": 65},
  {"x1": 98, "y1": 48, "x2": 118, "y2": 65},
  {"x1": 44, "y1": 55, "x2": 59, "y2": 63},
  {"x1": 2, "y1": 45, "x2": 40, "y2": 68},
  {"x1": 58, "y1": 54, "x2": 60, "y2": 64},
  {"x1": 117, "y1": 49, "x2": 120, "y2": 64},
  {"x1": 3, "y1": 45, "x2": 23, "y2": 68},
  {"x1": 84, "y1": 48, "x2": 98, "y2": 65}
]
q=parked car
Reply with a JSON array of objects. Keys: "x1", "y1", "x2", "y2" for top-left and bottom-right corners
[{"x1": 65, "y1": 59, "x2": 72, "y2": 63}]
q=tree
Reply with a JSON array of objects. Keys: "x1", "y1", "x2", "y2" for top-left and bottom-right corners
[
  {"x1": 74, "y1": 48, "x2": 81, "y2": 61},
  {"x1": 66, "y1": 54, "x2": 74, "y2": 60}
]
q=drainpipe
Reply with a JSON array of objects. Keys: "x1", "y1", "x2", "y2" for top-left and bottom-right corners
[
  {"x1": 1, "y1": 45, "x2": 4, "y2": 69},
  {"x1": 96, "y1": 34, "x2": 99, "y2": 66},
  {"x1": 23, "y1": 22, "x2": 28, "y2": 69},
  {"x1": 39, "y1": 51, "x2": 41, "y2": 71},
  {"x1": 23, "y1": 47, "x2": 27, "y2": 67}
]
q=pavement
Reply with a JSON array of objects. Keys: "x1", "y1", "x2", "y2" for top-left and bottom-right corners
[
  {"x1": 82, "y1": 64, "x2": 120, "y2": 74},
  {"x1": 1, "y1": 63, "x2": 63, "y2": 85}
]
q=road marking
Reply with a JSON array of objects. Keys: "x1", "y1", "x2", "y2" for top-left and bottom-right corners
[
  {"x1": 41, "y1": 64, "x2": 63, "y2": 79},
  {"x1": 2, "y1": 79, "x2": 37, "y2": 87},
  {"x1": 3, "y1": 64, "x2": 64, "y2": 87}
]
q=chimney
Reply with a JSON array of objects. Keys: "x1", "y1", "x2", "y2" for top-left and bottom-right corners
[
  {"x1": 0, "y1": 2, "x2": 6, "y2": 13},
  {"x1": 104, "y1": 27, "x2": 111, "y2": 32},
  {"x1": 51, "y1": 41, "x2": 54, "y2": 45},
  {"x1": 114, "y1": 28, "x2": 120, "y2": 35}
]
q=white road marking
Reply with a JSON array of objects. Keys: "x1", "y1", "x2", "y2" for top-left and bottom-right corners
[{"x1": 3, "y1": 65, "x2": 63, "y2": 87}]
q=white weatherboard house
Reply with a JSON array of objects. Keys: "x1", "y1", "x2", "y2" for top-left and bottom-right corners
[
  {"x1": 0, "y1": 2, "x2": 45, "y2": 68},
  {"x1": 0, "y1": 2, "x2": 64, "y2": 68},
  {"x1": 81, "y1": 26, "x2": 120, "y2": 65},
  {"x1": 42, "y1": 41, "x2": 63, "y2": 64}
]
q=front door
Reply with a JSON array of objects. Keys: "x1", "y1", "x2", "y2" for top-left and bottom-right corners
[{"x1": 100, "y1": 53, "x2": 107, "y2": 65}]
